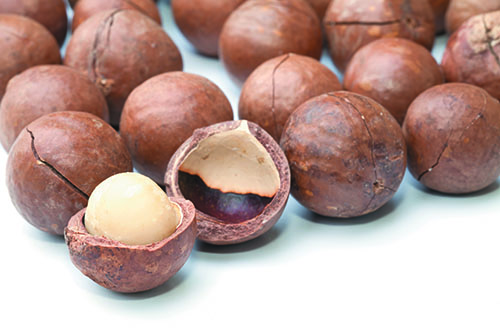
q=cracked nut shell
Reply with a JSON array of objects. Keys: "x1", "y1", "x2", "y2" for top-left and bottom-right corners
[
  {"x1": 6, "y1": 111, "x2": 132, "y2": 235},
  {"x1": 280, "y1": 91, "x2": 407, "y2": 217},
  {"x1": 165, "y1": 120, "x2": 291, "y2": 245},
  {"x1": 323, "y1": 0, "x2": 435, "y2": 72},
  {"x1": 64, "y1": 9, "x2": 183, "y2": 126},
  {"x1": 0, "y1": 0, "x2": 67, "y2": 45},
  {"x1": 344, "y1": 38, "x2": 444, "y2": 125},
  {"x1": 219, "y1": 0, "x2": 322, "y2": 84},
  {"x1": 172, "y1": 0, "x2": 246, "y2": 57},
  {"x1": 445, "y1": 0, "x2": 500, "y2": 34},
  {"x1": 0, "y1": 14, "x2": 61, "y2": 101},
  {"x1": 72, "y1": 0, "x2": 161, "y2": 32},
  {"x1": 0, "y1": 65, "x2": 109, "y2": 151},
  {"x1": 120, "y1": 72, "x2": 234, "y2": 185},
  {"x1": 239, "y1": 53, "x2": 341, "y2": 141},
  {"x1": 403, "y1": 83, "x2": 500, "y2": 194},
  {"x1": 65, "y1": 197, "x2": 196, "y2": 293},
  {"x1": 441, "y1": 11, "x2": 500, "y2": 101}
]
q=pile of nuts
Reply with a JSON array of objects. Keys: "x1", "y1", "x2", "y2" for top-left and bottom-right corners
[{"x1": 1, "y1": 0, "x2": 499, "y2": 293}]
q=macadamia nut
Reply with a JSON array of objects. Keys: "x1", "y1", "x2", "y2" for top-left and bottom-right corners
[{"x1": 85, "y1": 173, "x2": 180, "y2": 245}]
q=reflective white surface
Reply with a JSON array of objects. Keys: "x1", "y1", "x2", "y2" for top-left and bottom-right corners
[{"x1": 1, "y1": 2, "x2": 499, "y2": 332}]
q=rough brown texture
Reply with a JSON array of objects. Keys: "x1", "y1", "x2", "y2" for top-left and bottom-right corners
[
  {"x1": 70, "y1": 0, "x2": 157, "y2": 7},
  {"x1": 219, "y1": 0, "x2": 323, "y2": 84},
  {"x1": 441, "y1": 11, "x2": 500, "y2": 101},
  {"x1": 445, "y1": 0, "x2": 500, "y2": 34},
  {"x1": 65, "y1": 198, "x2": 196, "y2": 293},
  {"x1": 120, "y1": 72, "x2": 234, "y2": 185},
  {"x1": 344, "y1": 38, "x2": 444, "y2": 125},
  {"x1": 429, "y1": 0, "x2": 450, "y2": 33},
  {"x1": 72, "y1": 0, "x2": 161, "y2": 32},
  {"x1": 0, "y1": 65, "x2": 109, "y2": 151},
  {"x1": 306, "y1": 0, "x2": 330, "y2": 20},
  {"x1": 0, "y1": 14, "x2": 61, "y2": 101},
  {"x1": 239, "y1": 53, "x2": 341, "y2": 141},
  {"x1": 403, "y1": 83, "x2": 500, "y2": 194},
  {"x1": 6, "y1": 112, "x2": 133, "y2": 235},
  {"x1": 0, "y1": 0, "x2": 67, "y2": 45},
  {"x1": 165, "y1": 120, "x2": 290, "y2": 245},
  {"x1": 172, "y1": 0, "x2": 246, "y2": 57},
  {"x1": 64, "y1": 9, "x2": 183, "y2": 126},
  {"x1": 323, "y1": 0, "x2": 435, "y2": 72},
  {"x1": 280, "y1": 91, "x2": 406, "y2": 217}
]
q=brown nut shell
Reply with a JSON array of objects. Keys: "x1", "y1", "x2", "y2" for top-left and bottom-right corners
[
  {"x1": 0, "y1": 0, "x2": 67, "y2": 45},
  {"x1": 72, "y1": 0, "x2": 161, "y2": 32},
  {"x1": 280, "y1": 91, "x2": 407, "y2": 218},
  {"x1": 429, "y1": 0, "x2": 450, "y2": 33},
  {"x1": 64, "y1": 197, "x2": 196, "y2": 293},
  {"x1": 441, "y1": 11, "x2": 500, "y2": 101},
  {"x1": 64, "y1": 9, "x2": 183, "y2": 126},
  {"x1": 219, "y1": 0, "x2": 323, "y2": 84},
  {"x1": 344, "y1": 38, "x2": 444, "y2": 125},
  {"x1": 120, "y1": 72, "x2": 234, "y2": 185},
  {"x1": 306, "y1": 0, "x2": 330, "y2": 20},
  {"x1": 445, "y1": 0, "x2": 500, "y2": 34},
  {"x1": 165, "y1": 120, "x2": 291, "y2": 245},
  {"x1": 403, "y1": 83, "x2": 500, "y2": 194},
  {"x1": 323, "y1": 0, "x2": 435, "y2": 72},
  {"x1": 172, "y1": 0, "x2": 246, "y2": 57},
  {"x1": 239, "y1": 53, "x2": 341, "y2": 141},
  {"x1": 0, "y1": 65, "x2": 109, "y2": 151},
  {"x1": 6, "y1": 111, "x2": 133, "y2": 235},
  {"x1": 0, "y1": 14, "x2": 61, "y2": 101}
]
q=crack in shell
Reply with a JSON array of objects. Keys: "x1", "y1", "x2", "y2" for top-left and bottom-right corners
[
  {"x1": 324, "y1": 20, "x2": 400, "y2": 27},
  {"x1": 270, "y1": 54, "x2": 290, "y2": 139},
  {"x1": 330, "y1": 94, "x2": 394, "y2": 212},
  {"x1": 482, "y1": 15, "x2": 500, "y2": 69},
  {"x1": 27, "y1": 128, "x2": 89, "y2": 200},
  {"x1": 88, "y1": 9, "x2": 122, "y2": 94},
  {"x1": 417, "y1": 91, "x2": 489, "y2": 181}
]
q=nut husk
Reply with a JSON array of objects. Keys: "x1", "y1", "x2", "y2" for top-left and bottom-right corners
[
  {"x1": 0, "y1": 65, "x2": 109, "y2": 151},
  {"x1": 344, "y1": 38, "x2": 444, "y2": 124},
  {"x1": 65, "y1": 197, "x2": 196, "y2": 293},
  {"x1": 64, "y1": 9, "x2": 183, "y2": 126},
  {"x1": 165, "y1": 120, "x2": 291, "y2": 245},
  {"x1": 6, "y1": 111, "x2": 132, "y2": 235},
  {"x1": 441, "y1": 11, "x2": 500, "y2": 101},
  {"x1": 0, "y1": 0, "x2": 67, "y2": 45},
  {"x1": 280, "y1": 91, "x2": 407, "y2": 217},
  {"x1": 323, "y1": 0, "x2": 435, "y2": 72},
  {"x1": 172, "y1": 0, "x2": 246, "y2": 57},
  {"x1": 239, "y1": 53, "x2": 341, "y2": 141},
  {"x1": 72, "y1": 0, "x2": 161, "y2": 32},
  {"x1": 0, "y1": 14, "x2": 61, "y2": 101},
  {"x1": 403, "y1": 83, "x2": 500, "y2": 194},
  {"x1": 120, "y1": 72, "x2": 234, "y2": 185},
  {"x1": 445, "y1": 0, "x2": 500, "y2": 34},
  {"x1": 219, "y1": 0, "x2": 323, "y2": 84}
]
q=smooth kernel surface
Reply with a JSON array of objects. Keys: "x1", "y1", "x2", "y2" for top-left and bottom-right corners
[{"x1": 85, "y1": 173, "x2": 180, "y2": 245}]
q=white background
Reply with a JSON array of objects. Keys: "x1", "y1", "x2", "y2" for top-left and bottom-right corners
[{"x1": 1, "y1": 2, "x2": 499, "y2": 332}]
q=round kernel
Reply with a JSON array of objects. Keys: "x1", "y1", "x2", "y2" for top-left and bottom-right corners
[{"x1": 85, "y1": 173, "x2": 180, "y2": 245}]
